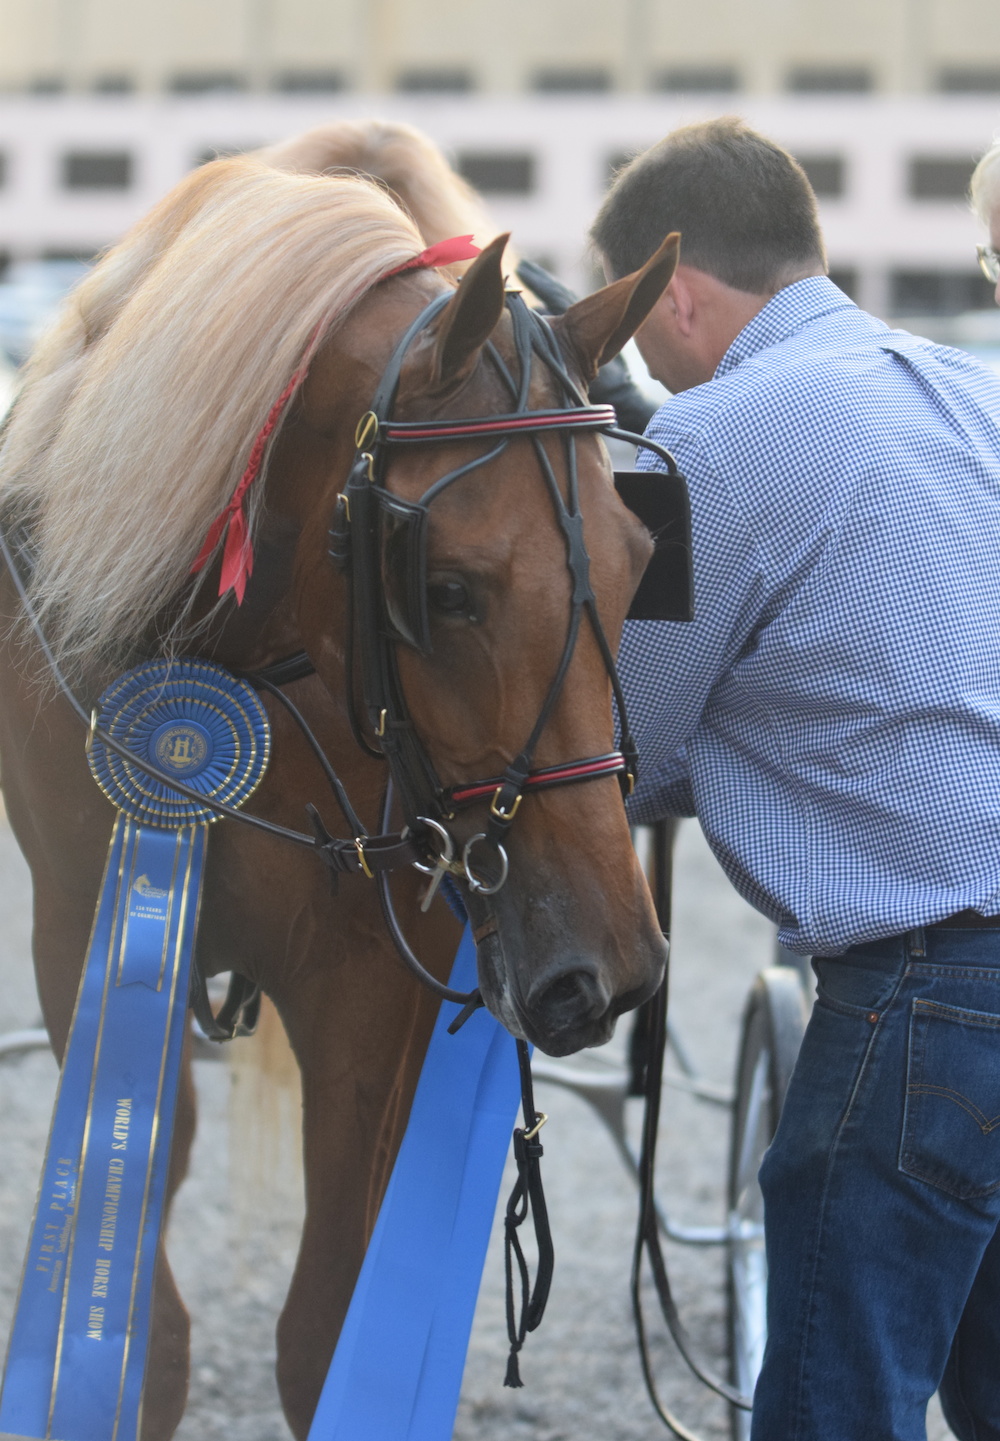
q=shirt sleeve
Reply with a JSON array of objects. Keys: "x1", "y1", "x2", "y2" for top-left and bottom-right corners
[{"x1": 620, "y1": 417, "x2": 768, "y2": 823}]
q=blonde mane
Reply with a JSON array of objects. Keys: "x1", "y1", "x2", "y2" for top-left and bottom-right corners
[
  {"x1": 258, "y1": 118, "x2": 512, "y2": 263},
  {"x1": 0, "y1": 157, "x2": 425, "y2": 671}
]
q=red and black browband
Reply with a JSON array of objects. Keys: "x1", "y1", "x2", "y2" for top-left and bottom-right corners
[{"x1": 375, "y1": 406, "x2": 618, "y2": 445}]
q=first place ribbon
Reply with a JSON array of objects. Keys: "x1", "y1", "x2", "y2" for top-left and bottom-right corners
[{"x1": 0, "y1": 658, "x2": 269, "y2": 1441}]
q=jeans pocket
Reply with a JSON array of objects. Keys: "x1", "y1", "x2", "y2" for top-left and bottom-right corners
[
  {"x1": 813, "y1": 956, "x2": 903, "y2": 1019},
  {"x1": 900, "y1": 998, "x2": 1000, "y2": 1199}
]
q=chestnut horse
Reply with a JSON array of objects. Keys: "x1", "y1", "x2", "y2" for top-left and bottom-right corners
[{"x1": 0, "y1": 148, "x2": 676, "y2": 1438}]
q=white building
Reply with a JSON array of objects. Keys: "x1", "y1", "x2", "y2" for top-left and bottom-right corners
[
  {"x1": 0, "y1": 91, "x2": 997, "y2": 321},
  {"x1": 1, "y1": 0, "x2": 999, "y2": 321}
]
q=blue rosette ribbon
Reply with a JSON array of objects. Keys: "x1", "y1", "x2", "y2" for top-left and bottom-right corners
[{"x1": 0, "y1": 659, "x2": 268, "y2": 1441}]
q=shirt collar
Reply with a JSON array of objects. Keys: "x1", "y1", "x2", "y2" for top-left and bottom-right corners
[{"x1": 714, "y1": 276, "x2": 857, "y2": 379}]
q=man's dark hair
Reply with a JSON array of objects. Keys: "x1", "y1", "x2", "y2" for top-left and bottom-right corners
[{"x1": 592, "y1": 117, "x2": 826, "y2": 293}]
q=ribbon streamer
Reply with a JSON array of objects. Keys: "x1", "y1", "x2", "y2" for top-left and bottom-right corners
[
  {"x1": 308, "y1": 929, "x2": 520, "y2": 1441},
  {"x1": 0, "y1": 659, "x2": 269, "y2": 1441},
  {"x1": 0, "y1": 820, "x2": 205, "y2": 1441}
]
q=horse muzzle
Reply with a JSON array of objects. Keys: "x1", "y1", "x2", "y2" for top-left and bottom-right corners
[
  {"x1": 522, "y1": 961, "x2": 615, "y2": 1054},
  {"x1": 470, "y1": 902, "x2": 666, "y2": 1057}
]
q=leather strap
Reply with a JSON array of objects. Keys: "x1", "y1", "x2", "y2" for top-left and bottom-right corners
[
  {"x1": 928, "y1": 908, "x2": 1000, "y2": 929},
  {"x1": 189, "y1": 965, "x2": 261, "y2": 1043},
  {"x1": 248, "y1": 650, "x2": 316, "y2": 687}
]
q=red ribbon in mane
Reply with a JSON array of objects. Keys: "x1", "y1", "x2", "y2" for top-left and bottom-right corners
[
  {"x1": 191, "y1": 234, "x2": 482, "y2": 603},
  {"x1": 381, "y1": 234, "x2": 480, "y2": 279}
]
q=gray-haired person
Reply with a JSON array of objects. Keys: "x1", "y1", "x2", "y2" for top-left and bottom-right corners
[
  {"x1": 596, "y1": 117, "x2": 1000, "y2": 1441},
  {"x1": 973, "y1": 137, "x2": 1000, "y2": 306}
]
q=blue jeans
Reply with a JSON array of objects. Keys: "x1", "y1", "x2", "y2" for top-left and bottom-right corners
[{"x1": 751, "y1": 927, "x2": 1000, "y2": 1441}]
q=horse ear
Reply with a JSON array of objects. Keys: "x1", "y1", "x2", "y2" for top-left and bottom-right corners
[
  {"x1": 551, "y1": 232, "x2": 681, "y2": 381},
  {"x1": 428, "y1": 232, "x2": 509, "y2": 387}
]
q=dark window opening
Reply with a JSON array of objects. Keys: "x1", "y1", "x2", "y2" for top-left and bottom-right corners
[
  {"x1": 62, "y1": 151, "x2": 133, "y2": 190},
  {"x1": 786, "y1": 65, "x2": 873, "y2": 93},
  {"x1": 938, "y1": 67, "x2": 1000, "y2": 94},
  {"x1": 195, "y1": 144, "x2": 259, "y2": 167},
  {"x1": 273, "y1": 69, "x2": 345, "y2": 94},
  {"x1": 93, "y1": 74, "x2": 134, "y2": 94},
  {"x1": 170, "y1": 72, "x2": 246, "y2": 94},
  {"x1": 796, "y1": 154, "x2": 846, "y2": 198},
  {"x1": 532, "y1": 68, "x2": 611, "y2": 93},
  {"x1": 41, "y1": 248, "x2": 98, "y2": 263},
  {"x1": 826, "y1": 268, "x2": 859, "y2": 301},
  {"x1": 890, "y1": 269, "x2": 993, "y2": 315},
  {"x1": 908, "y1": 156, "x2": 976, "y2": 200},
  {"x1": 455, "y1": 151, "x2": 535, "y2": 195},
  {"x1": 395, "y1": 68, "x2": 473, "y2": 93},
  {"x1": 29, "y1": 77, "x2": 65, "y2": 95},
  {"x1": 652, "y1": 65, "x2": 739, "y2": 93}
]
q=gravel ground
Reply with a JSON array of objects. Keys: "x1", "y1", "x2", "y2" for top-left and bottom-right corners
[{"x1": 0, "y1": 813, "x2": 953, "y2": 1440}]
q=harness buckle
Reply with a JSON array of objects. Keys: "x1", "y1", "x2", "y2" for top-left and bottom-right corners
[
  {"x1": 375, "y1": 708, "x2": 387, "y2": 738},
  {"x1": 353, "y1": 837, "x2": 375, "y2": 879},
  {"x1": 489, "y1": 787, "x2": 522, "y2": 822},
  {"x1": 522, "y1": 1111, "x2": 549, "y2": 1141},
  {"x1": 355, "y1": 411, "x2": 379, "y2": 451}
]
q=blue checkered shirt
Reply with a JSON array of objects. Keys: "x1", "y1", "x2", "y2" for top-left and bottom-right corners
[{"x1": 621, "y1": 276, "x2": 1000, "y2": 954}]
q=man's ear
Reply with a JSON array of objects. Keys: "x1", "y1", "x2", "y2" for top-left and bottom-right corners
[
  {"x1": 550, "y1": 232, "x2": 680, "y2": 382},
  {"x1": 661, "y1": 268, "x2": 695, "y2": 335},
  {"x1": 425, "y1": 232, "x2": 509, "y2": 389}
]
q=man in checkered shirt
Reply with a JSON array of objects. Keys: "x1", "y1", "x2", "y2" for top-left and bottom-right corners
[{"x1": 593, "y1": 118, "x2": 1000, "y2": 1440}]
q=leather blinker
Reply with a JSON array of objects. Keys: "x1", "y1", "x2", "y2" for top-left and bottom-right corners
[
  {"x1": 614, "y1": 471, "x2": 694, "y2": 623},
  {"x1": 379, "y1": 491, "x2": 432, "y2": 653}
]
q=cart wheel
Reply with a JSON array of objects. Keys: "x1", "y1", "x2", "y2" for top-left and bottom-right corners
[{"x1": 727, "y1": 967, "x2": 808, "y2": 1440}]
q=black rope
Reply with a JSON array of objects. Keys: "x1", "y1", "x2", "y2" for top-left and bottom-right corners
[{"x1": 502, "y1": 1037, "x2": 554, "y2": 1388}]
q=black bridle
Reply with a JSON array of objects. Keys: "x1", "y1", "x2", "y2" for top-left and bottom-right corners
[{"x1": 329, "y1": 287, "x2": 679, "y2": 919}]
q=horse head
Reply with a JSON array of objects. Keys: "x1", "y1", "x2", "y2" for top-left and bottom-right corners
[{"x1": 294, "y1": 231, "x2": 680, "y2": 1056}]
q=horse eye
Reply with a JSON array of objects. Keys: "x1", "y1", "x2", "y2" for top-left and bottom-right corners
[{"x1": 427, "y1": 579, "x2": 473, "y2": 617}]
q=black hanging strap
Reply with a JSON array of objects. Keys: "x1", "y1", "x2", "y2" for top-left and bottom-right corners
[
  {"x1": 189, "y1": 962, "x2": 261, "y2": 1042},
  {"x1": 502, "y1": 1037, "x2": 555, "y2": 1388},
  {"x1": 631, "y1": 974, "x2": 753, "y2": 1436}
]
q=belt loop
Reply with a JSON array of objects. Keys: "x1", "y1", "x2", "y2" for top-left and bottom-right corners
[{"x1": 908, "y1": 925, "x2": 926, "y2": 959}]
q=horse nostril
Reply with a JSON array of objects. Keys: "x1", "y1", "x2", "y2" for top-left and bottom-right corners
[{"x1": 529, "y1": 968, "x2": 609, "y2": 1031}]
